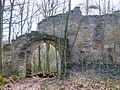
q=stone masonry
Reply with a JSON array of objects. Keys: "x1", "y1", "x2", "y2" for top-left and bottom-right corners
[
  {"x1": 38, "y1": 7, "x2": 120, "y2": 64},
  {"x1": 9, "y1": 7, "x2": 120, "y2": 77}
]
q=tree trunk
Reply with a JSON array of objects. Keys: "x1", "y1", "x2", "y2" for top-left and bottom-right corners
[
  {"x1": 8, "y1": 0, "x2": 15, "y2": 44},
  {"x1": 0, "y1": 0, "x2": 3, "y2": 74},
  {"x1": 63, "y1": 0, "x2": 71, "y2": 77},
  {"x1": 38, "y1": 45, "x2": 41, "y2": 72},
  {"x1": 46, "y1": 42, "x2": 50, "y2": 73},
  {"x1": 86, "y1": 0, "x2": 89, "y2": 15}
]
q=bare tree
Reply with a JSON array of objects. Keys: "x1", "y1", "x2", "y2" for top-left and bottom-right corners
[
  {"x1": 18, "y1": 0, "x2": 26, "y2": 35},
  {"x1": 2, "y1": 0, "x2": 63, "y2": 42},
  {"x1": 0, "y1": 0, "x2": 3, "y2": 74},
  {"x1": 37, "y1": 0, "x2": 60, "y2": 18},
  {"x1": 8, "y1": 0, "x2": 15, "y2": 44},
  {"x1": 26, "y1": 1, "x2": 35, "y2": 33},
  {"x1": 0, "y1": 0, "x2": 5, "y2": 74},
  {"x1": 86, "y1": 0, "x2": 89, "y2": 15},
  {"x1": 63, "y1": 0, "x2": 71, "y2": 77}
]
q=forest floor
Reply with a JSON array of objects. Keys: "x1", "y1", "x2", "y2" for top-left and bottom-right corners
[{"x1": 2, "y1": 73, "x2": 120, "y2": 90}]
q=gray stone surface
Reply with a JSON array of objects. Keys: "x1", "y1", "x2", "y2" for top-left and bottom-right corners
[{"x1": 38, "y1": 7, "x2": 120, "y2": 64}]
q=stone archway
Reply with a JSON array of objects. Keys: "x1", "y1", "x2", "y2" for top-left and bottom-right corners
[
  {"x1": 12, "y1": 31, "x2": 69, "y2": 77},
  {"x1": 25, "y1": 39, "x2": 65, "y2": 76}
]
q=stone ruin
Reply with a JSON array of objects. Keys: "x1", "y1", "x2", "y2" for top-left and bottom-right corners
[{"x1": 3, "y1": 7, "x2": 120, "y2": 77}]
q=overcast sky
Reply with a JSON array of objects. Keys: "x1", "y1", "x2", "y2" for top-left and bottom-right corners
[
  {"x1": 33, "y1": 0, "x2": 120, "y2": 32},
  {"x1": 71, "y1": 0, "x2": 120, "y2": 10}
]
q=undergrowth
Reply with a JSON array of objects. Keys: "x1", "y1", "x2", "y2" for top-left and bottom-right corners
[{"x1": 0, "y1": 74, "x2": 24, "y2": 90}]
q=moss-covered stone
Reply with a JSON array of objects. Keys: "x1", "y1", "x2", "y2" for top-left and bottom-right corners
[
  {"x1": 26, "y1": 64, "x2": 32, "y2": 75},
  {"x1": 3, "y1": 44, "x2": 11, "y2": 52}
]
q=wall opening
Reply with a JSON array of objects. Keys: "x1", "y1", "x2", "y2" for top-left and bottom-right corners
[{"x1": 26, "y1": 41, "x2": 62, "y2": 77}]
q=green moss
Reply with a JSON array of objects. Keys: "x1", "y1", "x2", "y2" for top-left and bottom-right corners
[
  {"x1": 11, "y1": 70, "x2": 19, "y2": 76},
  {"x1": 2, "y1": 62, "x2": 11, "y2": 70},
  {"x1": 26, "y1": 31, "x2": 42, "y2": 40},
  {"x1": 27, "y1": 64, "x2": 32, "y2": 69},
  {"x1": 9, "y1": 75, "x2": 24, "y2": 83},
  {"x1": 26, "y1": 64, "x2": 32, "y2": 75},
  {"x1": 18, "y1": 53, "x2": 24, "y2": 58},
  {"x1": 3, "y1": 44, "x2": 11, "y2": 52},
  {"x1": 0, "y1": 74, "x2": 8, "y2": 90},
  {"x1": 0, "y1": 74, "x2": 8, "y2": 86}
]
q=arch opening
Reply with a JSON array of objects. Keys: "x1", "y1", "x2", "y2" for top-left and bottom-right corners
[
  {"x1": 31, "y1": 42, "x2": 61, "y2": 76},
  {"x1": 25, "y1": 40, "x2": 64, "y2": 77},
  {"x1": 12, "y1": 33, "x2": 69, "y2": 78}
]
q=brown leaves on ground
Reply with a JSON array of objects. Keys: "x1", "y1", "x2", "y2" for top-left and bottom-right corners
[{"x1": 2, "y1": 75, "x2": 120, "y2": 90}]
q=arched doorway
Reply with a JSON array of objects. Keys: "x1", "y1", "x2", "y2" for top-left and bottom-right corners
[
  {"x1": 25, "y1": 39, "x2": 65, "y2": 77},
  {"x1": 12, "y1": 32, "x2": 69, "y2": 78},
  {"x1": 27, "y1": 41, "x2": 62, "y2": 76}
]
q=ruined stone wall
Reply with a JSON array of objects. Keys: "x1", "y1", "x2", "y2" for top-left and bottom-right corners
[
  {"x1": 10, "y1": 32, "x2": 66, "y2": 76},
  {"x1": 2, "y1": 44, "x2": 12, "y2": 76},
  {"x1": 6, "y1": 7, "x2": 120, "y2": 77},
  {"x1": 37, "y1": 7, "x2": 120, "y2": 66}
]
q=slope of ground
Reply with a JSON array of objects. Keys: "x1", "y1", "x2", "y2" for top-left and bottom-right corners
[{"x1": 2, "y1": 73, "x2": 120, "y2": 90}]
